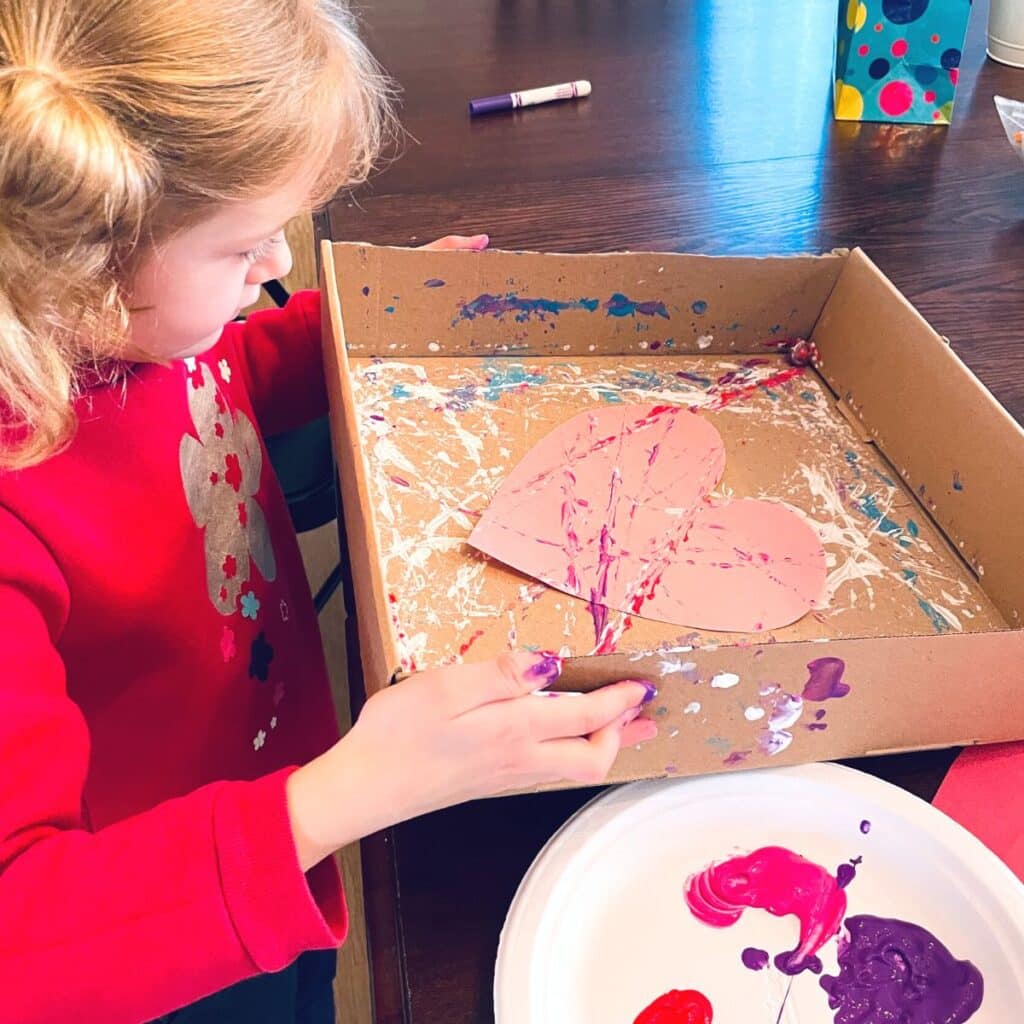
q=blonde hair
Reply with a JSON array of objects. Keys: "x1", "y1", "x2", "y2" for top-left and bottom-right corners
[{"x1": 0, "y1": 0, "x2": 395, "y2": 468}]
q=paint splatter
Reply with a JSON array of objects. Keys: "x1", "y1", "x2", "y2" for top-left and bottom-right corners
[
  {"x1": 953, "y1": 471, "x2": 964, "y2": 492},
  {"x1": 361, "y1": 285, "x2": 370, "y2": 296},
  {"x1": 691, "y1": 300, "x2": 708, "y2": 315},
  {"x1": 860, "y1": 819, "x2": 871, "y2": 835},
  {"x1": 710, "y1": 671, "x2": 740, "y2": 689},
  {"x1": 423, "y1": 278, "x2": 446, "y2": 288},
  {"x1": 821, "y1": 916, "x2": 984, "y2": 1024},
  {"x1": 604, "y1": 293, "x2": 670, "y2": 319},
  {"x1": 757, "y1": 685, "x2": 804, "y2": 755},
  {"x1": 454, "y1": 293, "x2": 599, "y2": 324},
  {"x1": 685, "y1": 846, "x2": 846, "y2": 976},
  {"x1": 802, "y1": 657, "x2": 851, "y2": 701},
  {"x1": 742, "y1": 947, "x2": 770, "y2": 971},
  {"x1": 633, "y1": 989, "x2": 713, "y2": 1024}
]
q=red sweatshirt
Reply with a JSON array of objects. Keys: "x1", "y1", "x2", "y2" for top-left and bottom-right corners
[{"x1": 0, "y1": 291, "x2": 347, "y2": 1023}]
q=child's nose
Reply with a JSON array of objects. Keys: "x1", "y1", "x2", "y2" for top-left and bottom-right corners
[{"x1": 246, "y1": 239, "x2": 293, "y2": 285}]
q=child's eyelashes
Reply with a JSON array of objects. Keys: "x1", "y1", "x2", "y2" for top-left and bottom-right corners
[{"x1": 241, "y1": 234, "x2": 283, "y2": 264}]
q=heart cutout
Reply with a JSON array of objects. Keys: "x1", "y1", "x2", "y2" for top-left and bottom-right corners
[{"x1": 469, "y1": 403, "x2": 826, "y2": 635}]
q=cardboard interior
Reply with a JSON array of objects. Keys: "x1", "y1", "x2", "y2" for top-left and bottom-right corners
[{"x1": 322, "y1": 242, "x2": 1024, "y2": 786}]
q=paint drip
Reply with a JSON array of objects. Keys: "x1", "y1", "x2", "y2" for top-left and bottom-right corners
[
  {"x1": 685, "y1": 846, "x2": 847, "y2": 975},
  {"x1": 820, "y1": 915, "x2": 984, "y2": 1024},
  {"x1": 633, "y1": 989, "x2": 713, "y2": 1024},
  {"x1": 802, "y1": 657, "x2": 851, "y2": 701}
]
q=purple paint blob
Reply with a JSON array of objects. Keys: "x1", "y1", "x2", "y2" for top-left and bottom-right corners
[
  {"x1": 603, "y1": 293, "x2": 670, "y2": 319},
  {"x1": 423, "y1": 278, "x2": 446, "y2": 288},
  {"x1": 742, "y1": 947, "x2": 770, "y2": 971},
  {"x1": 775, "y1": 949, "x2": 823, "y2": 976},
  {"x1": 525, "y1": 651, "x2": 563, "y2": 685},
  {"x1": 860, "y1": 819, "x2": 872, "y2": 835},
  {"x1": 361, "y1": 285, "x2": 370, "y2": 296},
  {"x1": 836, "y1": 862, "x2": 856, "y2": 889},
  {"x1": 821, "y1": 915, "x2": 984, "y2": 1024},
  {"x1": 723, "y1": 749, "x2": 752, "y2": 766},
  {"x1": 455, "y1": 293, "x2": 599, "y2": 324},
  {"x1": 815, "y1": 709, "x2": 827, "y2": 721},
  {"x1": 802, "y1": 657, "x2": 851, "y2": 701}
]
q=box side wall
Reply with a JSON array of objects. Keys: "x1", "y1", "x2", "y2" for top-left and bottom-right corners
[
  {"x1": 811, "y1": 248, "x2": 1024, "y2": 625},
  {"x1": 540, "y1": 629, "x2": 1024, "y2": 789},
  {"x1": 321, "y1": 242, "x2": 400, "y2": 693},
  {"x1": 329, "y1": 243, "x2": 846, "y2": 359}
]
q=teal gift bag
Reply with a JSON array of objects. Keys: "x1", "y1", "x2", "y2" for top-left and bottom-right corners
[{"x1": 835, "y1": 0, "x2": 972, "y2": 124}]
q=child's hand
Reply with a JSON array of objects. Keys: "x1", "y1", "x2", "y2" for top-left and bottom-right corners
[
  {"x1": 419, "y1": 233, "x2": 490, "y2": 251},
  {"x1": 287, "y1": 652, "x2": 657, "y2": 868}
]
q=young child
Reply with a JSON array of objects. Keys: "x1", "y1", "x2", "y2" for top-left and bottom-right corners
[{"x1": 0, "y1": 2, "x2": 659, "y2": 1021}]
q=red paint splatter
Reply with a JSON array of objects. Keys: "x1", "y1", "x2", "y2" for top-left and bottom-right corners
[
  {"x1": 458, "y1": 629, "x2": 485, "y2": 657},
  {"x1": 237, "y1": 502, "x2": 248, "y2": 527},
  {"x1": 704, "y1": 367, "x2": 804, "y2": 411},
  {"x1": 390, "y1": 474, "x2": 411, "y2": 488},
  {"x1": 633, "y1": 989, "x2": 713, "y2": 1024},
  {"x1": 209, "y1": 472, "x2": 219, "y2": 485},
  {"x1": 215, "y1": 422, "x2": 225, "y2": 438},
  {"x1": 222, "y1": 554, "x2": 237, "y2": 579}
]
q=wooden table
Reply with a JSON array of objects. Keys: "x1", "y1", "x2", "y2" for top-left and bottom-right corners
[{"x1": 325, "y1": 1, "x2": 1023, "y2": 1019}]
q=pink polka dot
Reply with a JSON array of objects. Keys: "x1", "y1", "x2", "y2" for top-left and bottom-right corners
[
  {"x1": 879, "y1": 80, "x2": 914, "y2": 116},
  {"x1": 931, "y1": 34, "x2": 940, "y2": 44},
  {"x1": 950, "y1": 68, "x2": 959, "y2": 85},
  {"x1": 924, "y1": 90, "x2": 936, "y2": 103},
  {"x1": 891, "y1": 39, "x2": 908, "y2": 58},
  {"x1": 858, "y1": 43, "x2": 870, "y2": 56},
  {"x1": 933, "y1": 110, "x2": 942, "y2": 120},
  {"x1": 874, "y1": 22, "x2": 883, "y2": 31}
]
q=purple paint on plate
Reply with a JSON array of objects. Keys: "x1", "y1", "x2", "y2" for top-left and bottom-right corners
[
  {"x1": 802, "y1": 657, "x2": 851, "y2": 701},
  {"x1": 836, "y1": 862, "x2": 856, "y2": 889},
  {"x1": 821, "y1": 915, "x2": 984, "y2": 1024},
  {"x1": 742, "y1": 947, "x2": 770, "y2": 971},
  {"x1": 860, "y1": 819, "x2": 872, "y2": 835},
  {"x1": 424, "y1": 278, "x2": 446, "y2": 288},
  {"x1": 775, "y1": 950, "x2": 823, "y2": 976}
]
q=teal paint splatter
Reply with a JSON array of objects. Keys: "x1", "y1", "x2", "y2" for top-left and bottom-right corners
[
  {"x1": 597, "y1": 390, "x2": 623, "y2": 404},
  {"x1": 604, "y1": 294, "x2": 670, "y2": 319},
  {"x1": 384, "y1": 305, "x2": 395, "y2": 314},
  {"x1": 906, "y1": 520, "x2": 920, "y2": 538},
  {"x1": 455, "y1": 294, "x2": 600, "y2": 324},
  {"x1": 800, "y1": 390, "x2": 817, "y2": 402},
  {"x1": 918, "y1": 599, "x2": 952, "y2": 634},
  {"x1": 844, "y1": 450, "x2": 859, "y2": 465},
  {"x1": 482, "y1": 361, "x2": 547, "y2": 401},
  {"x1": 857, "y1": 494, "x2": 901, "y2": 536},
  {"x1": 390, "y1": 384, "x2": 411, "y2": 399}
]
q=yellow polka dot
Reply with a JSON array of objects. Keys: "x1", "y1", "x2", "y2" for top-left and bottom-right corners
[
  {"x1": 835, "y1": 81, "x2": 864, "y2": 120},
  {"x1": 845, "y1": 0, "x2": 859, "y2": 29},
  {"x1": 854, "y1": 2, "x2": 867, "y2": 31}
]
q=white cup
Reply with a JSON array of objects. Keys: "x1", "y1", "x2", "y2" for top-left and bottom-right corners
[{"x1": 988, "y1": 0, "x2": 1024, "y2": 67}]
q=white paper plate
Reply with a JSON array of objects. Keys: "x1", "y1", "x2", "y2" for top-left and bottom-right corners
[{"x1": 494, "y1": 763, "x2": 1024, "y2": 1023}]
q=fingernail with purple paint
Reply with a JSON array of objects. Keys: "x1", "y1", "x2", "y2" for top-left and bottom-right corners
[{"x1": 526, "y1": 650, "x2": 563, "y2": 687}]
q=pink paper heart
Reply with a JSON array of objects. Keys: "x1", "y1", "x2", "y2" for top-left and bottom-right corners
[{"x1": 469, "y1": 403, "x2": 826, "y2": 636}]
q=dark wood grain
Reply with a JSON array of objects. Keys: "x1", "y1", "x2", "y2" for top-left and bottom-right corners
[{"x1": 326, "y1": 0, "x2": 1024, "y2": 1019}]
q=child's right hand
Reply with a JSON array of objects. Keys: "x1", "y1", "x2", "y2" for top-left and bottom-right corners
[{"x1": 287, "y1": 652, "x2": 658, "y2": 869}]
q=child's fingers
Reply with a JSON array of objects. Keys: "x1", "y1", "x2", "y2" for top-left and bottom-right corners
[
  {"x1": 621, "y1": 717, "x2": 659, "y2": 746},
  {"x1": 529, "y1": 680, "x2": 656, "y2": 740},
  {"x1": 533, "y1": 707, "x2": 645, "y2": 786},
  {"x1": 420, "y1": 650, "x2": 563, "y2": 714},
  {"x1": 419, "y1": 233, "x2": 489, "y2": 251}
]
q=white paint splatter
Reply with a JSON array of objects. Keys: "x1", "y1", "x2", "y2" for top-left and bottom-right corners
[
  {"x1": 744, "y1": 706, "x2": 766, "y2": 721},
  {"x1": 697, "y1": 334, "x2": 714, "y2": 350},
  {"x1": 684, "y1": 702, "x2": 701, "y2": 714},
  {"x1": 710, "y1": 671, "x2": 740, "y2": 689}
]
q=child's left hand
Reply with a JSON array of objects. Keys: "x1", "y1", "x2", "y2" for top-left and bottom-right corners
[{"x1": 420, "y1": 234, "x2": 490, "y2": 251}]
